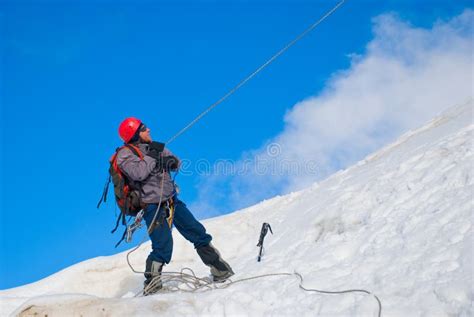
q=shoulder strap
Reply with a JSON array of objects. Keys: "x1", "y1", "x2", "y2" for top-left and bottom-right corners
[
  {"x1": 110, "y1": 144, "x2": 144, "y2": 168},
  {"x1": 124, "y1": 144, "x2": 144, "y2": 160}
]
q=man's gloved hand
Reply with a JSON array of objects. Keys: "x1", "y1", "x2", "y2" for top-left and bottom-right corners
[
  {"x1": 160, "y1": 156, "x2": 180, "y2": 171},
  {"x1": 147, "y1": 141, "x2": 165, "y2": 160},
  {"x1": 146, "y1": 141, "x2": 180, "y2": 172}
]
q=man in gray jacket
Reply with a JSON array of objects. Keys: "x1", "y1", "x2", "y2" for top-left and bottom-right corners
[{"x1": 116, "y1": 117, "x2": 234, "y2": 295}]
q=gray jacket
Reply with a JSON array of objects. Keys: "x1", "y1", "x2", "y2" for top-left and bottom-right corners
[{"x1": 116, "y1": 143, "x2": 179, "y2": 204}]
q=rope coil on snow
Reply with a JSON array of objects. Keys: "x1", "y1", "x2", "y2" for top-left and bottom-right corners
[{"x1": 133, "y1": 268, "x2": 382, "y2": 317}]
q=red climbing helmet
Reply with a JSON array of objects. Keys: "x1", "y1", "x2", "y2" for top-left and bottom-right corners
[{"x1": 118, "y1": 117, "x2": 142, "y2": 143}]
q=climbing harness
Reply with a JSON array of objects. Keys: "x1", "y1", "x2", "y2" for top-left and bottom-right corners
[
  {"x1": 257, "y1": 222, "x2": 273, "y2": 262},
  {"x1": 146, "y1": 196, "x2": 176, "y2": 234},
  {"x1": 163, "y1": 198, "x2": 176, "y2": 228}
]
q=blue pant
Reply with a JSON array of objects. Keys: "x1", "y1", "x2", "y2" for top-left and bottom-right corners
[{"x1": 143, "y1": 198, "x2": 212, "y2": 264}]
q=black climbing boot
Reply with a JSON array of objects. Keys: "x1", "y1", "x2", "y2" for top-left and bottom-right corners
[
  {"x1": 196, "y1": 243, "x2": 234, "y2": 282},
  {"x1": 143, "y1": 258, "x2": 164, "y2": 295}
]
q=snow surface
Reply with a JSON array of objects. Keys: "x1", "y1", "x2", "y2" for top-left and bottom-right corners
[{"x1": 1, "y1": 100, "x2": 473, "y2": 316}]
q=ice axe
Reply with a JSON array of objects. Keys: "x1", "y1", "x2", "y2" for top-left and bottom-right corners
[{"x1": 257, "y1": 223, "x2": 273, "y2": 262}]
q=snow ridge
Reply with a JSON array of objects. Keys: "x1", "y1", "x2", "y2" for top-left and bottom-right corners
[{"x1": 1, "y1": 100, "x2": 472, "y2": 316}]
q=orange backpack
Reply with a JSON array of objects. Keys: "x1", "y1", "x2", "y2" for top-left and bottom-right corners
[{"x1": 97, "y1": 144, "x2": 144, "y2": 235}]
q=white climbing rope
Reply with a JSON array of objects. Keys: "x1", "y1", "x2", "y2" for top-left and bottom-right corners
[
  {"x1": 165, "y1": 0, "x2": 346, "y2": 145},
  {"x1": 136, "y1": 267, "x2": 382, "y2": 317}
]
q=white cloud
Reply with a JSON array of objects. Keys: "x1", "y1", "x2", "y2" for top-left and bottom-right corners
[{"x1": 191, "y1": 10, "x2": 474, "y2": 217}]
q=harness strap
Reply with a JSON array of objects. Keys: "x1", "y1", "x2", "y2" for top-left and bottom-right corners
[
  {"x1": 147, "y1": 197, "x2": 175, "y2": 234},
  {"x1": 97, "y1": 175, "x2": 111, "y2": 209},
  {"x1": 115, "y1": 227, "x2": 128, "y2": 248},
  {"x1": 113, "y1": 198, "x2": 132, "y2": 247},
  {"x1": 165, "y1": 197, "x2": 175, "y2": 228},
  {"x1": 122, "y1": 197, "x2": 129, "y2": 225},
  {"x1": 112, "y1": 195, "x2": 130, "y2": 242},
  {"x1": 124, "y1": 144, "x2": 144, "y2": 160}
]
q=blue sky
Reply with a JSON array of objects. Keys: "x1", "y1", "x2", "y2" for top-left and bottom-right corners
[{"x1": 1, "y1": 0, "x2": 472, "y2": 289}]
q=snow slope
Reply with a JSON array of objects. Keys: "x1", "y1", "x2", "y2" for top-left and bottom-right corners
[{"x1": 1, "y1": 100, "x2": 472, "y2": 317}]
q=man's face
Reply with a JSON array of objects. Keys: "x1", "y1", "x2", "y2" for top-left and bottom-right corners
[{"x1": 139, "y1": 125, "x2": 152, "y2": 143}]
